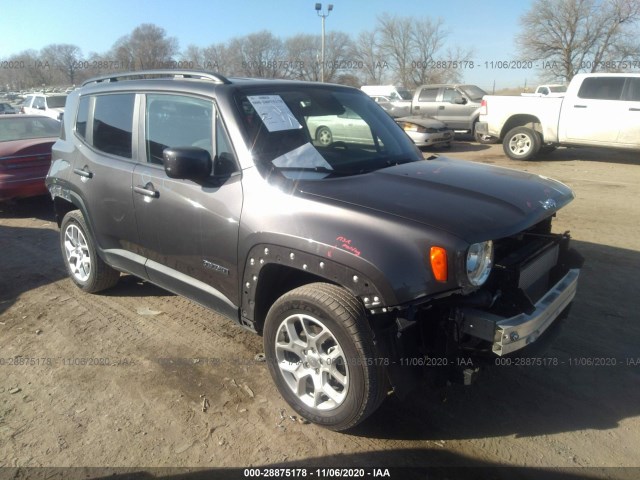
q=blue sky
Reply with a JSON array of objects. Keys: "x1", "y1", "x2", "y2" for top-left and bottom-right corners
[{"x1": 1, "y1": 0, "x2": 540, "y2": 89}]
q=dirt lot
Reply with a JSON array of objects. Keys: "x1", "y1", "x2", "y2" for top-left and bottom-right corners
[{"x1": 1, "y1": 141, "x2": 639, "y2": 479}]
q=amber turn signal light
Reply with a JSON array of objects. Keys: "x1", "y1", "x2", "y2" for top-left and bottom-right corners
[{"x1": 430, "y1": 246, "x2": 448, "y2": 282}]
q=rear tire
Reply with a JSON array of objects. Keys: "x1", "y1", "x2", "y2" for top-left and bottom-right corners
[
  {"x1": 264, "y1": 282, "x2": 387, "y2": 431},
  {"x1": 60, "y1": 210, "x2": 120, "y2": 293},
  {"x1": 503, "y1": 126, "x2": 541, "y2": 160}
]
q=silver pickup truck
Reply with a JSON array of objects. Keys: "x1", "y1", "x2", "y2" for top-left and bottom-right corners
[{"x1": 411, "y1": 83, "x2": 496, "y2": 143}]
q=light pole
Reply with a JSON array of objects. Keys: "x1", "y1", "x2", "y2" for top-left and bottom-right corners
[{"x1": 315, "y1": 3, "x2": 333, "y2": 82}]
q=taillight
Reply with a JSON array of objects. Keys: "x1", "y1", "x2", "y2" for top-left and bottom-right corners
[{"x1": 480, "y1": 99, "x2": 487, "y2": 116}]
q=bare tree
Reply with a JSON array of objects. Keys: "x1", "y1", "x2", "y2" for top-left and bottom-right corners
[
  {"x1": 284, "y1": 34, "x2": 322, "y2": 81},
  {"x1": 366, "y1": 15, "x2": 473, "y2": 88},
  {"x1": 377, "y1": 15, "x2": 414, "y2": 87},
  {"x1": 350, "y1": 30, "x2": 386, "y2": 84},
  {"x1": 40, "y1": 44, "x2": 83, "y2": 84},
  {"x1": 202, "y1": 43, "x2": 234, "y2": 73},
  {"x1": 517, "y1": 0, "x2": 640, "y2": 82},
  {"x1": 321, "y1": 31, "x2": 355, "y2": 83},
  {"x1": 111, "y1": 23, "x2": 179, "y2": 71}
]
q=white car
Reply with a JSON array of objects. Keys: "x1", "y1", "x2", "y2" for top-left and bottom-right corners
[
  {"x1": 306, "y1": 107, "x2": 380, "y2": 146},
  {"x1": 306, "y1": 106, "x2": 453, "y2": 149},
  {"x1": 21, "y1": 93, "x2": 67, "y2": 120},
  {"x1": 395, "y1": 116, "x2": 454, "y2": 148}
]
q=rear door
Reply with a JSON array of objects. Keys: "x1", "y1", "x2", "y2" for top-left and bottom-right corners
[
  {"x1": 132, "y1": 93, "x2": 243, "y2": 318},
  {"x1": 561, "y1": 76, "x2": 626, "y2": 144},
  {"x1": 412, "y1": 86, "x2": 440, "y2": 117},
  {"x1": 617, "y1": 77, "x2": 640, "y2": 146},
  {"x1": 71, "y1": 92, "x2": 144, "y2": 276}
]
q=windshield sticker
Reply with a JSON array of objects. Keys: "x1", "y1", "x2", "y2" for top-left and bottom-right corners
[
  {"x1": 247, "y1": 95, "x2": 302, "y2": 132},
  {"x1": 272, "y1": 142, "x2": 333, "y2": 170}
]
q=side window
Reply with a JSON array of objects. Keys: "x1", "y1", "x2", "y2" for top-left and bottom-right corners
[
  {"x1": 418, "y1": 88, "x2": 439, "y2": 102},
  {"x1": 625, "y1": 78, "x2": 640, "y2": 102},
  {"x1": 145, "y1": 94, "x2": 213, "y2": 165},
  {"x1": 76, "y1": 96, "x2": 89, "y2": 140},
  {"x1": 93, "y1": 94, "x2": 134, "y2": 158},
  {"x1": 33, "y1": 96, "x2": 45, "y2": 109},
  {"x1": 578, "y1": 77, "x2": 625, "y2": 100},
  {"x1": 442, "y1": 87, "x2": 463, "y2": 103}
]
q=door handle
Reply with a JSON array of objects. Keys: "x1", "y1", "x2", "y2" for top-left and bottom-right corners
[
  {"x1": 414, "y1": 106, "x2": 420, "y2": 110},
  {"x1": 573, "y1": 105, "x2": 587, "y2": 108},
  {"x1": 438, "y1": 106, "x2": 445, "y2": 110},
  {"x1": 134, "y1": 184, "x2": 159, "y2": 198},
  {"x1": 73, "y1": 167, "x2": 93, "y2": 178},
  {"x1": 630, "y1": 108, "x2": 640, "y2": 111}
]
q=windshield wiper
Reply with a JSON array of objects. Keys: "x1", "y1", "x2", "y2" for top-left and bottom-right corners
[{"x1": 276, "y1": 166, "x2": 335, "y2": 174}]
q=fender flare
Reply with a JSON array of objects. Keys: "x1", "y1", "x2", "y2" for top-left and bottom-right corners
[{"x1": 240, "y1": 243, "x2": 395, "y2": 330}]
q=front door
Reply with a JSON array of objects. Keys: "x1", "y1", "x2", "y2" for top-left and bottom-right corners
[{"x1": 132, "y1": 93, "x2": 243, "y2": 319}]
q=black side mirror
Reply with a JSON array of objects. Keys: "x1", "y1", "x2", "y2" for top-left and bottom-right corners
[
  {"x1": 213, "y1": 152, "x2": 237, "y2": 176},
  {"x1": 453, "y1": 97, "x2": 467, "y2": 105},
  {"x1": 163, "y1": 147, "x2": 212, "y2": 180}
]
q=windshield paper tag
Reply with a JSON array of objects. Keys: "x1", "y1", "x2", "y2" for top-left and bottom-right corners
[
  {"x1": 247, "y1": 95, "x2": 302, "y2": 132},
  {"x1": 272, "y1": 142, "x2": 333, "y2": 170}
]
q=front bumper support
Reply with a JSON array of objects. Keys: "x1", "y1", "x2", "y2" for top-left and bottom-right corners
[{"x1": 461, "y1": 268, "x2": 580, "y2": 356}]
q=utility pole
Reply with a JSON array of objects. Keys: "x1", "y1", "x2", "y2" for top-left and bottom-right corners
[{"x1": 315, "y1": 3, "x2": 333, "y2": 82}]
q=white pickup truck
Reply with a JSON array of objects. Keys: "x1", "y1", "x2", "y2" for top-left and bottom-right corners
[
  {"x1": 475, "y1": 73, "x2": 640, "y2": 160},
  {"x1": 521, "y1": 84, "x2": 567, "y2": 97}
]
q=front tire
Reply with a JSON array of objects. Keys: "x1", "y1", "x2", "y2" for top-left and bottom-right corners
[
  {"x1": 503, "y1": 126, "x2": 541, "y2": 160},
  {"x1": 60, "y1": 210, "x2": 120, "y2": 293},
  {"x1": 316, "y1": 126, "x2": 333, "y2": 146},
  {"x1": 264, "y1": 282, "x2": 387, "y2": 431}
]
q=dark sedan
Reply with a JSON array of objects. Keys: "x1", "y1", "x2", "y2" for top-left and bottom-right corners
[
  {"x1": 0, "y1": 115, "x2": 60, "y2": 201},
  {"x1": 0, "y1": 102, "x2": 17, "y2": 114}
]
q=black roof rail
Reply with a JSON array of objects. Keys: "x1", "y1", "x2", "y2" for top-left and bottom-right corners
[{"x1": 81, "y1": 70, "x2": 231, "y2": 87}]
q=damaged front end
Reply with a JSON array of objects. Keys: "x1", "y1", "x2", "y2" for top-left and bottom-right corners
[{"x1": 372, "y1": 216, "x2": 583, "y2": 395}]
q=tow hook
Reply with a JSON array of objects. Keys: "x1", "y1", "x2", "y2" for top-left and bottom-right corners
[
  {"x1": 462, "y1": 367, "x2": 480, "y2": 386},
  {"x1": 449, "y1": 365, "x2": 480, "y2": 386}
]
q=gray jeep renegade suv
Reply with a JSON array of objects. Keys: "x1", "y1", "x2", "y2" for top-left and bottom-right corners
[{"x1": 46, "y1": 70, "x2": 581, "y2": 431}]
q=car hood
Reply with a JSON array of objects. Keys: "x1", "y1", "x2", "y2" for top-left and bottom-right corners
[{"x1": 297, "y1": 157, "x2": 574, "y2": 243}]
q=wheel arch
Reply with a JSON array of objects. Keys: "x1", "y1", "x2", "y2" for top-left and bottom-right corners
[
  {"x1": 500, "y1": 114, "x2": 543, "y2": 141},
  {"x1": 241, "y1": 243, "x2": 392, "y2": 334},
  {"x1": 50, "y1": 186, "x2": 104, "y2": 261}
]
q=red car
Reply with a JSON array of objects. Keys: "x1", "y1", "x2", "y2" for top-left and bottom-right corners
[{"x1": 0, "y1": 115, "x2": 60, "y2": 201}]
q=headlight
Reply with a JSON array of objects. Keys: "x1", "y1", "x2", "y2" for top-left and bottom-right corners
[{"x1": 466, "y1": 240, "x2": 493, "y2": 286}]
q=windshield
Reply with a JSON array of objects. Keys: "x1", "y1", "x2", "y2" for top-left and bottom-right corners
[
  {"x1": 234, "y1": 86, "x2": 422, "y2": 179},
  {"x1": 458, "y1": 85, "x2": 487, "y2": 101}
]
